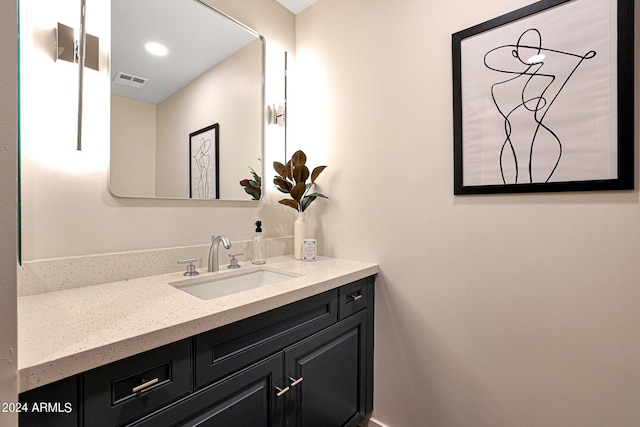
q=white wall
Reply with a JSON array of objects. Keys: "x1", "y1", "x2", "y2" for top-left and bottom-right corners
[
  {"x1": 20, "y1": 0, "x2": 295, "y2": 261},
  {"x1": 156, "y1": 39, "x2": 263, "y2": 199},
  {"x1": 293, "y1": 0, "x2": 640, "y2": 426},
  {"x1": 0, "y1": 0, "x2": 18, "y2": 423},
  {"x1": 110, "y1": 95, "x2": 157, "y2": 196}
]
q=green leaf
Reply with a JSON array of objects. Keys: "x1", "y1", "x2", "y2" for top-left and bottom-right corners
[
  {"x1": 300, "y1": 193, "x2": 328, "y2": 211},
  {"x1": 240, "y1": 177, "x2": 261, "y2": 201},
  {"x1": 300, "y1": 197, "x2": 311, "y2": 212},
  {"x1": 244, "y1": 187, "x2": 260, "y2": 200},
  {"x1": 307, "y1": 192, "x2": 328, "y2": 199},
  {"x1": 310, "y1": 166, "x2": 327, "y2": 183},
  {"x1": 300, "y1": 195, "x2": 316, "y2": 212}
]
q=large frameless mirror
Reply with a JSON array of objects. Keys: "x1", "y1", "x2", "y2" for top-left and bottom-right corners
[{"x1": 109, "y1": 0, "x2": 264, "y2": 200}]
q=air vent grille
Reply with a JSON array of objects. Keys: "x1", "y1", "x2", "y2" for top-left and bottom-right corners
[{"x1": 113, "y1": 71, "x2": 149, "y2": 88}]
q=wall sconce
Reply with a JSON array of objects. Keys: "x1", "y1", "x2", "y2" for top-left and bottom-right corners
[
  {"x1": 55, "y1": 23, "x2": 99, "y2": 71},
  {"x1": 267, "y1": 103, "x2": 286, "y2": 126},
  {"x1": 55, "y1": 0, "x2": 99, "y2": 151},
  {"x1": 268, "y1": 52, "x2": 289, "y2": 129}
]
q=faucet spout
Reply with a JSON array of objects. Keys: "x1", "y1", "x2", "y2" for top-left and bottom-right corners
[{"x1": 208, "y1": 235, "x2": 232, "y2": 272}]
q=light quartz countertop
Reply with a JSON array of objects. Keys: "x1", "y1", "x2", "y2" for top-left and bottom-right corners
[{"x1": 18, "y1": 256, "x2": 378, "y2": 393}]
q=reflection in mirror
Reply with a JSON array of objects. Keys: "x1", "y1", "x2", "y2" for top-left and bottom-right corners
[{"x1": 110, "y1": 0, "x2": 264, "y2": 200}]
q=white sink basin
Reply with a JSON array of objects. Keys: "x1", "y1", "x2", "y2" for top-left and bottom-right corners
[{"x1": 170, "y1": 268, "x2": 300, "y2": 300}]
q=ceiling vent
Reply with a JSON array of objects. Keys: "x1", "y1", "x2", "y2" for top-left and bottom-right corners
[{"x1": 113, "y1": 71, "x2": 149, "y2": 88}]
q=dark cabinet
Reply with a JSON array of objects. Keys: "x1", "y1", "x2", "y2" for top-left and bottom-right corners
[
  {"x1": 130, "y1": 353, "x2": 285, "y2": 427},
  {"x1": 83, "y1": 338, "x2": 192, "y2": 427},
  {"x1": 284, "y1": 311, "x2": 368, "y2": 427},
  {"x1": 194, "y1": 290, "x2": 338, "y2": 389},
  {"x1": 19, "y1": 276, "x2": 375, "y2": 426},
  {"x1": 19, "y1": 375, "x2": 78, "y2": 427}
]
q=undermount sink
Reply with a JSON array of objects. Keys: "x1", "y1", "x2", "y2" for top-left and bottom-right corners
[{"x1": 170, "y1": 268, "x2": 300, "y2": 300}]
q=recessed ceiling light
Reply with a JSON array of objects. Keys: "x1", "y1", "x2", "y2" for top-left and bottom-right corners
[{"x1": 144, "y1": 42, "x2": 169, "y2": 56}]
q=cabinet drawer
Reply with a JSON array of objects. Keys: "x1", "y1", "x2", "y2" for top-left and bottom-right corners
[
  {"x1": 195, "y1": 289, "x2": 337, "y2": 389},
  {"x1": 128, "y1": 354, "x2": 284, "y2": 426},
  {"x1": 338, "y1": 277, "x2": 372, "y2": 320},
  {"x1": 83, "y1": 339, "x2": 191, "y2": 427}
]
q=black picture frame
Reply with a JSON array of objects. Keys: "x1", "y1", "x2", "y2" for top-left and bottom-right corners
[
  {"x1": 452, "y1": 0, "x2": 634, "y2": 195},
  {"x1": 189, "y1": 123, "x2": 220, "y2": 199}
]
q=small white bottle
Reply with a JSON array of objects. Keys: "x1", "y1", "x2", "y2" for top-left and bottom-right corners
[{"x1": 251, "y1": 220, "x2": 267, "y2": 265}]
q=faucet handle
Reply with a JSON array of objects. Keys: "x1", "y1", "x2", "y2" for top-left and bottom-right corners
[
  {"x1": 178, "y1": 258, "x2": 199, "y2": 276},
  {"x1": 228, "y1": 253, "x2": 243, "y2": 269}
]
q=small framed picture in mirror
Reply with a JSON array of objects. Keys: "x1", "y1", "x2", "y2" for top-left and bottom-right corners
[{"x1": 189, "y1": 123, "x2": 220, "y2": 199}]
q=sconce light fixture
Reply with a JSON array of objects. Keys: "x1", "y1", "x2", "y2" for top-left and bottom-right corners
[
  {"x1": 267, "y1": 103, "x2": 286, "y2": 126},
  {"x1": 55, "y1": 22, "x2": 99, "y2": 70},
  {"x1": 268, "y1": 52, "x2": 289, "y2": 128},
  {"x1": 55, "y1": 0, "x2": 99, "y2": 151}
]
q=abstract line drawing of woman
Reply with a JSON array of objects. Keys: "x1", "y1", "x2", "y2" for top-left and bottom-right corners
[
  {"x1": 483, "y1": 28, "x2": 596, "y2": 184},
  {"x1": 193, "y1": 137, "x2": 212, "y2": 198}
]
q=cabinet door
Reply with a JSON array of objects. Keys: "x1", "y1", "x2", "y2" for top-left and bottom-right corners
[
  {"x1": 130, "y1": 353, "x2": 285, "y2": 427},
  {"x1": 284, "y1": 311, "x2": 367, "y2": 427}
]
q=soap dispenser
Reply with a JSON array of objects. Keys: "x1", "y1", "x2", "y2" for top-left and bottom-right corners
[{"x1": 251, "y1": 220, "x2": 267, "y2": 265}]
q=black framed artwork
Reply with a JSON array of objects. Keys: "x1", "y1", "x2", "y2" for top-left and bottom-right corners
[
  {"x1": 452, "y1": 0, "x2": 634, "y2": 195},
  {"x1": 189, "y1": 123, "x2": 220, "y2": 199}
]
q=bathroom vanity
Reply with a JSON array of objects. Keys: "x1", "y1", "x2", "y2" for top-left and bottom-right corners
[{"x1": 18, "y1": 256, "x2": 377, "y2": 426}]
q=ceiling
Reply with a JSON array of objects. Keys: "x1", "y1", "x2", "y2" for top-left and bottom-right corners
[
  {"x1": 111, "y1": 0, "x2": 319, "y2": 105},
  {"x1": 276, "y1": 0, "x2": 318, "y2": 14},
  {"x1": 111, "y1": 0, "x2": 258, "y2": 104}
]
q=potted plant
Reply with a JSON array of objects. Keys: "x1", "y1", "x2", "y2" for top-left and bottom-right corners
[
  {"x1": 273, "y1": 150, "x2": 328, "y2": 259},
  {"x1": 239, "y1": 165, "x2": 262, "y2": 201}
]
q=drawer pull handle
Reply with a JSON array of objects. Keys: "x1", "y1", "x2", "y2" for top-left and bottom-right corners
[
  {"x1": 132, "y1": 378, "x2": 159, "y2": 394},
  {"x1": 350, "y1": 294, "x2": 363, "y2": 302},
  {"x1": 275, "y1": 386, "x2": 290, "y2": 397},
  {"x1": 289, "y1": 376, "x2": 304, "y2": 387}
]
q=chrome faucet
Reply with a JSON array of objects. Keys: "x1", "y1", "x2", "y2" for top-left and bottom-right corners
[{"x1": 208, "y1": 235, "x2": 231, "y2": 272}]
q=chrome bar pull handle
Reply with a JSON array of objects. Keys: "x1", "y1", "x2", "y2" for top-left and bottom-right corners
[
  {"x1": 275, "y1": 386, "x2": 290, "y2": 397},
  {"x1": 350, "y1": 294, "x2": 363, "y2": 302},
  {"x1": 289, "y1": 376, "x2": 304, "y2": 387},
  {"x1": 132, "y1": 377, "x2": 159, "y2": 393}
]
